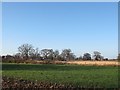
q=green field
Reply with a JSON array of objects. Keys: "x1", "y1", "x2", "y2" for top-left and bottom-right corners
[{"x1": 2, "y1": 63, "x2": 119, "y2": 88}]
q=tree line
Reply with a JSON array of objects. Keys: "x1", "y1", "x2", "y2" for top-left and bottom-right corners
[{"x1": 1, "y1": 43, "x2": 111, "y2": 62}]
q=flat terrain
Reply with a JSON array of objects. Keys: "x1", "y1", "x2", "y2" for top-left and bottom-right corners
[
  {"x1": 67, "y1": 61, "x2": 119, "y2": 66},
  {"x1": 2, "y1": 63, "x2": 118, "y2": 88},
  {"x1": 22, "y1": 60, "x2": 119, "y2": 66}
]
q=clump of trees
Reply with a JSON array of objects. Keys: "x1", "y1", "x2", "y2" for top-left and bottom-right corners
[
  {"x1": 93, "y1": 51, "x2": 104, "y2": 60},
  {"x1": 2, "y1": 43, "x2": 112, "y2": 63},
  {"x1": 17, "y1": 44, "x2": 77, "y2": 61},
  {"x1": 83, "y1": 53, "x2": 91, "y2": 60},
  {"x1": 18, "y1": 44, "x2": 34, "y2": 60}
]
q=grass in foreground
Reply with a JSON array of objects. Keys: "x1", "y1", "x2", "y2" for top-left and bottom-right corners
[{"x1": 2, "y1": 63, "x2": 118, "y2": 88}]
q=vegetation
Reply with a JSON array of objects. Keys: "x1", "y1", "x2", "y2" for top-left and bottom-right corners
[
  {"x1": 2, "y1": 63, "x2": 118, "y2": 89},
  {"x1": 1, "y1": 44, "x2": 112, "y2": 63},
  {"x1": 1, "y1": 44, "x2": 119, "y2": 89}
]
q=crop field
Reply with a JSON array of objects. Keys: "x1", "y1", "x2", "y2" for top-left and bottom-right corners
[{"x1": 2, "y1": 63, "x2": 119, "y2": 89}]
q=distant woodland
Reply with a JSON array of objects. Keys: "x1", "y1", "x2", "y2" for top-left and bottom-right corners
[{"x1": 1, "y1": 44, "x2": 118, "y2": 63}]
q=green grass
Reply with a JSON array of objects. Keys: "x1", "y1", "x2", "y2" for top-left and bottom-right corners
[{"x1": 2, "y1": 63, "x2": 118, "y2": 88}]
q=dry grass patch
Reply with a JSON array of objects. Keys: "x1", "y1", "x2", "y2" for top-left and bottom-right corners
[{"x1": 67, "y1": 61, "x2": 119, "y2": 66}]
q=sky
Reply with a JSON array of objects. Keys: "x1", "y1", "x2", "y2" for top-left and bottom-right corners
[{"x1": 2, "y1": 2, "x2": 118, "y2": 59}]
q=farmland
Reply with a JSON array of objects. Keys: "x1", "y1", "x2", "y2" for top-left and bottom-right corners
[{"x1": 2, "y1": 63, "x2": 119, "y2": 89}]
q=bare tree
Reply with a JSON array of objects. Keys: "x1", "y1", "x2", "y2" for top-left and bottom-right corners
[
  {"x1": 14, "y1": 53, "x2": 21, "y2": 60},
  {"x1": 93, "y1": 51, "x2": 103, "y2": 60},
  {"x1": 60, "y1": 49, "x2": 74, "y2": 61},
  {"x1": 83, "y1": 53, "x2": 91, "y2": 60},
  {"x1": 53, "y1": 50, "x2": 59, "y2": 60},
  {"x1": 40, "y1": 49, "x2": 54, "y2": 60},
  {"x1": 69, "y1": 53, "x2": 76, "y2": 60},
  {"x1": 18, "y1": 44, "x2": 34, "y2": 60},
  {"x1": 30, "y1": 48, "x2": 40, "y2": 60}
]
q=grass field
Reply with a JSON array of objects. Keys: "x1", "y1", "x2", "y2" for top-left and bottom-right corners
[{"x1": 2, "y1": 63, "x2": 119, "y2": 88}]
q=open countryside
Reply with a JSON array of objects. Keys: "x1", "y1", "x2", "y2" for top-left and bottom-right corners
[
  {"x1": 2, "y1": 63, "x2": 118, "y2": 89},
  {"x1": 2, "y1": 2, "x2": 119, "y2": 89},
  {"x1": 1, "y1": 44, "x2": 119, "y2": 89}
]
